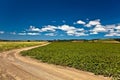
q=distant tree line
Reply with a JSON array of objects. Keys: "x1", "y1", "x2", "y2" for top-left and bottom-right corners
[
  {"x1": 0, "y1": 38, "x2": 120, "y2": 42},
  {"x1": 0, "y1": 39, "x2": 46, "y2": 42},
  {"x1": 114, "y1": 38, "x2": 120, "y2": 42}
]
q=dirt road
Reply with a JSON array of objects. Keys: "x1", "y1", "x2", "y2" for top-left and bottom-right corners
[{"x1": 0, "y1": 43, "x2": 111, "y2": 80}]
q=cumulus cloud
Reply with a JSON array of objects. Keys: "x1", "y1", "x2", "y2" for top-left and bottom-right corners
[
  {"x1": 104, "y1": 25, "x2": 120, "y2": 37},
  {"x1": 58, "y1": 25, "x2": 87, "y2": 36},
  {"x1": 76, "y1": 20, "x2": 86, "y2": 25},
  {"x1": 92, "y1": 25, "x2": 106, "y2": 32},
  {"x1": 104, "y1": 25, "x2": 115, "y2": 32},
  {"x1": 90, "y1": 25, "x2": 106, "y2": 35},
  {"x1": 105, "y1": 24, "x2": 116, "y2": 29},
  {"x1": 58, "y1": 25, "x2": 76, "y2": 31},
  {"x1": 18, "y1": 33, "x2": 26, "y2": 35},
  {"x1": 28, "y1": 25, "x2": 57, "y2": 32},
  {"x1": 105, "y1": 32, "x2": 120, "y2": 36},
  {"x1": 18, "y1": 19, "x2": 120, "y2": 37},
  {"x1": 26, "y1": 25, "x2": 87, "y2": 36},
  {"x1": 20, "y1": 26, "x2": 42, "y2": 36},
  {"x1": 29, "y1": 25, "x2": 41, "y2": 32},
  {"x1": 67, "y1": 31, "x2": 88, "y2": 36},
  {"x1": 41, "y1": 25, "x2": 57, "y2": 32},
  {"x1": 85, "y1": 19, "x2": 101, "y2": 27},
  {"x1": 27, "y1": 33, "x2": 40, "y2": 35},
  {"x1": 58, "y1": 25, "x2": 76, "y2": 36},
  {"x1": 45, "y1": 33, "x2": 56, "y2": 36},
  {"x1": 74, "y1": 32, "x2": 88, "y2": 36},
  {"x1": 18, "y1": 32, "x2": 40, "y2": 36},
  {"x1": 20, "y1": 25, "x2": 57, "y2": 36},
  {"x1": 115, "y1": 26, "x2": 120, "y2": 30},
  {"x1": 90, "y1": 31, "x2": 98, "y2": 34}
]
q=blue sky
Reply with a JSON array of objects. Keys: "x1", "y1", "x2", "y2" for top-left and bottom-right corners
[{"x1": 0, "y1": 0, "x2": 120, "y2": 40}]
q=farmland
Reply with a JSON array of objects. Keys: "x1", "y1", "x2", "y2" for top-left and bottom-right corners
[
  {"x1": 0, "y1": 42, "x2": 43, "y2": 52},
  {"x1": 21, "y1": 42, "x2": 120, "y2": 79}
]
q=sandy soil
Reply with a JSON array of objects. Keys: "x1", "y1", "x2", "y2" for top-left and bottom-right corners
[{"x1": 0, "y1": 43, "x2": 112, "y2": 80}]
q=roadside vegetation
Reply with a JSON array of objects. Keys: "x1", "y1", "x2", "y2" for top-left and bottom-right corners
[
  {"x1": 21, "y1": 42, "x2": 120, "y2": 79},
  {"x1": 0, "y1": 42, "x2": 43, "y2": 52}
]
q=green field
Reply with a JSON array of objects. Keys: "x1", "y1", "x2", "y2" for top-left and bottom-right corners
[
  {"x1": 21, "y1": 42, "x2": 120, "y2": 79},
  {"x1": 0, "y1": 42, "x2": 43, "y2": 52}
]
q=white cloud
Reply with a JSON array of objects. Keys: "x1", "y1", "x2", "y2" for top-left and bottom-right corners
[
  {"x1": 19, "y1": 19, "x2": 120, "y2": 37},
  {"x1": 27, "y1": 25, "x2": 57, "y2": 32},
  {"x1": 116, "y1": 29, "x2": 120, "y2": 33},
  {"x1": 66, "y1": 30, "x2": 76, "y2": 35},
  {"x1": 58, "y1": 25, "x2": 87, "y2": 36},
  {"x1": 93, "y1": 25, "x2": 106, "y2": 32},
  {"x1": 45, "y1": 33, "x2": 56, "y2": 36},
  {"x1": 104, "y1": 25, "x2": 115, "y2": 32},
  {"x1": 90, "y1": 25, "x2": 106, "y2": 35},
  {"x1": 74, "y1": 32, "x2": 88, "y2": 36},
  {"x1": 27, "y1": 33, "x2": 40, "y2": 35},
  {"x1": 41, "y1": 25, "x2": 57, "y2": 32},
  {"x1": 0, "y1": 31, "x2": 4, "y2": 34},
  {"x1": 29, "y1": 25, "x2": 41, "y2": 32},
  {"x1": 18, "y1": 33, "x2": 26, "y2": 35},
  {"x1": 76, "y1": 20, "x2": 86, "y2": 25},
  {"x1": 90, "y1": 31, "x2": 98, "y2": 34},
  {"x1": 89, "y1": 19, "x2": 101, "y2": 25},
  {"x1": 85, "y1": 19, "x2": 101, "y2": 27},
  {"x1": 104, "y1": 25, "x2": 120, "y2": 36},
  {"x1": 67, "y1": 31, "x2": 88, "y2": 36},
  {"x1": 26, "y1": 25, "x2": 87, "y2": 37},
  {"x1": 77, "y1": 28, "x2": 85, "y2": 31},
  {"x1": 105, "y1": 32, "x2": 120, "y2": 36},
  {"x1": 58, "y1": 25, "x2": 76, "y2": 31},
  {"x1": 105, "y1": 25, "x2": 116, "y2": 29},
  {"x1": 18, "y1": 32, "x2": 40, "y2": 36},
  {"x1": 115, "y1": 26, "x2": 120, "y2": 30}
]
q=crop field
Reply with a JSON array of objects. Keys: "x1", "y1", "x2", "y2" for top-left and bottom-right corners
[
  {"x1": 21, "y1": 42, "x2": 120, "y2": 79},
  {"x1": 0, "y1": 42, "x2": 43, "y2": 52}
]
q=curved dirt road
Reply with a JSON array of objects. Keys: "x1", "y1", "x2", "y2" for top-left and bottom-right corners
[{"x1": 0, "y1": 43, "x2": 111, "y2": 80}]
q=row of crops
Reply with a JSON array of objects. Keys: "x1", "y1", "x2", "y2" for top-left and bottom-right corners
[
  {"x1": 21, "y1": 42, "x2": 120, "y2": 79},
  {"x1": 0, "y1": 42, "x2": 43, "y2": 52}
]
